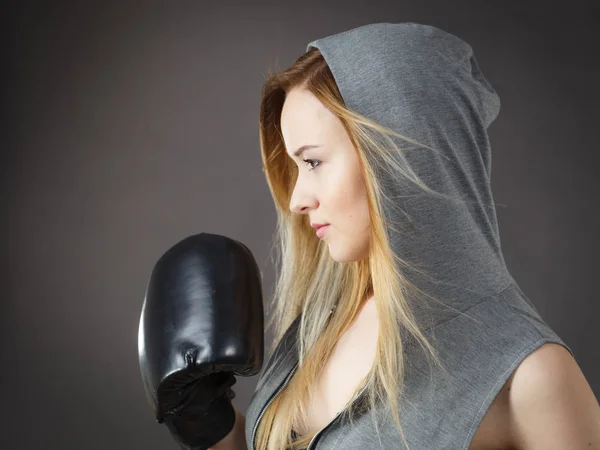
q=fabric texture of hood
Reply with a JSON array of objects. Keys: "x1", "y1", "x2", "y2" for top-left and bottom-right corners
[
  {"x1": 307, "y1": 22, "x2": 508, "y2": 334},
  {"x1": 245, "y1": 22, "x2": 574, "y2": 450}
]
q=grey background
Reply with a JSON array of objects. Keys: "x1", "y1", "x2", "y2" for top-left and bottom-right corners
[{"x1": 1, "y1": 1, "x2": 598, "y2": 448}]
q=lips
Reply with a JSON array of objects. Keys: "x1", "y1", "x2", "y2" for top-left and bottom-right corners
[{"x1": 316, "y1": 224, "x2": 330, "y2": 238}]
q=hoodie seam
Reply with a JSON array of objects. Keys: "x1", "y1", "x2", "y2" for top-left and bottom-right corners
[{"x1": 422, "y1": 282, "x2": 514, "y2": 333}]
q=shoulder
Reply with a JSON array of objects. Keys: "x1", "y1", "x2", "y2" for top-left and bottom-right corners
[{"x1": 506, "y1": 342, "x2": 600, "y2": 449}]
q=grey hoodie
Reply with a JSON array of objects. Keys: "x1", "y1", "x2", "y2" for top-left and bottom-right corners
[{"x1": 245, "y1": 22, "x2": 574, "y2": 450}]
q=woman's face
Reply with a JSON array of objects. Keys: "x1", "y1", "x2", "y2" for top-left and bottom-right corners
[{"x1": 281, "y1": 87, "x2": 371, "y2": 262}]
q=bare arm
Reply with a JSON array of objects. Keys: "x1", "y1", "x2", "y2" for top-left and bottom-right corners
[{"x1": 209, "y1": 405, "x2": 248, "y2": 450}]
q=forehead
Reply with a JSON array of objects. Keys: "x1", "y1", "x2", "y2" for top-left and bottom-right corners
[{"x1": 280, "y1": 89, "x2": 340, "y2": 154}]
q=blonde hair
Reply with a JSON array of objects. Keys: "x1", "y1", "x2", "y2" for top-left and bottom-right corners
[{"x1": 255, "y1": 47, "x2": 450, "y2": 450}]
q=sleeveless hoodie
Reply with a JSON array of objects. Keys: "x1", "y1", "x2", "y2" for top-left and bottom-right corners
[{"x1": 245, "y1": 22, "x2": 575, "y2": 450}]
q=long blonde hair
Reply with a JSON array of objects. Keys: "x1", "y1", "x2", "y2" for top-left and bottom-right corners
[{"x1": 255, "y1": 47, "x2": 449, "y2": 450}]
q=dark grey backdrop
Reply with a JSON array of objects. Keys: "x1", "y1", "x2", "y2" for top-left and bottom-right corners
[{"x1": 1, "y1": 1, "x2": 598, "y2": 449}]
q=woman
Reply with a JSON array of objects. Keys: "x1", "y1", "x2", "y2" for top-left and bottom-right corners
[{"x1": 243, "y1": 22, "x2": 598, "y2": 450}]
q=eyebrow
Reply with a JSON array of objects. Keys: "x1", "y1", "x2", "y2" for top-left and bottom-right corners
[{"x1": 292, "y1": 144, "x2": 321, "y2": 158}]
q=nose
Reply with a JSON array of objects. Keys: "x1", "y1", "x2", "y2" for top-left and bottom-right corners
[{"x1": 289, "y1": 179, "x2": 318, "y2": 214}]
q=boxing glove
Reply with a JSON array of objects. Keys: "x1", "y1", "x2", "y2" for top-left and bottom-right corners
[{"x1": 138, "y1": 233, "x2": 264, "y2": 449}]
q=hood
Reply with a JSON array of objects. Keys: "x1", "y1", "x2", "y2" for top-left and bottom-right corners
[{"x1": 306, "y1": 23, "x2": 512, "y2": 333}]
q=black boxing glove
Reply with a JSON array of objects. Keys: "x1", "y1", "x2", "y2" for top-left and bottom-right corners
[{"x1": 138, "y1": 233, "x2": 264, "y2": 449}]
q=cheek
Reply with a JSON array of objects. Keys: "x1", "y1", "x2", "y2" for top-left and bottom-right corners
[
  {"x1": 349, "y1": 176, "x2": 370, "y2": 234},
  {"x1": 356, "y1": 191, "x2": 371, "y2": 233},
  {"x1": 330, "y1": 172, "x2": 369, "y2": 228}
]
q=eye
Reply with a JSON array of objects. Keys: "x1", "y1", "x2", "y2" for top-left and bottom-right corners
[{"x1": 302, "y1": 158, "x2": 321, "y2": 171}]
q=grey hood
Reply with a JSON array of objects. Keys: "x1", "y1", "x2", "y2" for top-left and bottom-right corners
[{"x1": 307, "y1": 22, "x2": 508, "y2": 332}]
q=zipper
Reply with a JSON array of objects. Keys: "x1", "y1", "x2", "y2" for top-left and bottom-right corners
[
  {"x1": 252, "y1": 307, "x2": 343, "y2": 450},
  {"x1": 252, "y1": 360, "x2": 300, "y2": 450},
  {"x1": 251, "y1": 363, "x2": 368, "y2": 450},
  {"x1": 306, "y1": 381, "x2": 369, "y2": 450}
]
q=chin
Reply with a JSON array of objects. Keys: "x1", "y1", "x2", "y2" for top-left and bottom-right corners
[{"x1": 328, "y1": 244, "x2": 367, "y2": 263}]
